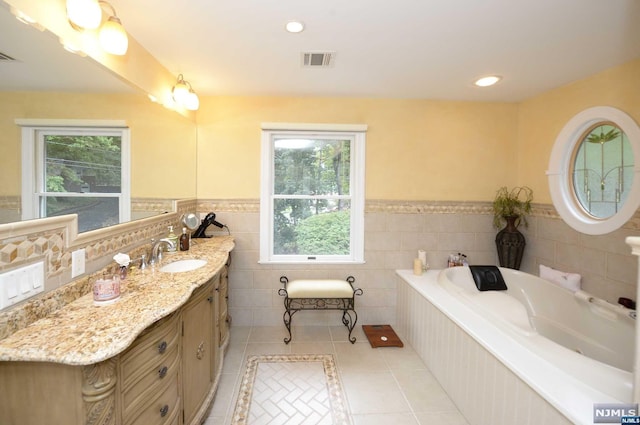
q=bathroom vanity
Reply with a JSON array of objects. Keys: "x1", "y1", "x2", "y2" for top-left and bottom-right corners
[{"x1": 0, "y1": 237, "x2": 233, "y2": 425}]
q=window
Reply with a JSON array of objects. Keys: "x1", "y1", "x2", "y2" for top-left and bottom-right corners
[
  {"x1": 548, "y1": 106, "x2": 640, "y2": 235},
  {"x1": 260, "y1": 124, "x2": 366, "y2": 263},
  {"x1": 571, "y1": 122, "x2": 632, "y2": 219},
  {"x1": 20, "y1": 121, "x2": 130, "y2": 233}
]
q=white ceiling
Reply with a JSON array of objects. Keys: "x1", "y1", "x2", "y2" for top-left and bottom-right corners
[{"x1": 3, "y1": 0, "x2": 640, "y2": 102}]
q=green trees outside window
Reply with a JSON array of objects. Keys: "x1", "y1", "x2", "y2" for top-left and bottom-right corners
[
  {"x1": 273, "y1": 138, "x2": 351, "y2": 255},
  {"x1": 38, "y1": 132, "x2": 125, "y2": 232}
]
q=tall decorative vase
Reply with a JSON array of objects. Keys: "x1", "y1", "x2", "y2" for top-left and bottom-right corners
[{"x1": 495, "y1": 215, "x2": 525, "y2": 270}]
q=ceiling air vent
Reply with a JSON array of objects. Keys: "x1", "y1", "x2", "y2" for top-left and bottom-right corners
[
  {"x1": 0, "y1": 51, "x2": 16, "y2": 61},
  {"x1": 302, "y1": 52, "x2": 335, "y2": 68}
]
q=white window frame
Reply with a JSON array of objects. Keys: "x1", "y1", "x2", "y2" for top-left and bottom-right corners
[
  {"x1": 259, "y1": 123, "x2": 366, "y2": 264},
  {"x1": 547, "y1": 106, "x2": 640, "y2": 235},
  {"x1": 18, "y1": 119, "x2": 131, "y2": 227}
]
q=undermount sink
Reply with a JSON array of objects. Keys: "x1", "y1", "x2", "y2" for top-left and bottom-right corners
[{"x1": 159, "y1": 259, "x2": 207, "y2": 273}]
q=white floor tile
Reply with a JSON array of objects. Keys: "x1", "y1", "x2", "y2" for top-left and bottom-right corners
[
  {"x1": 333, "y1": 342, "x2": 388, "y2": 373},
  {"x1": 352, "y1": 412, "x2": 419, "y2": 425},
  {"x1": 414, "y1": 410, "x2": 470, "y2": 425},
  {"x1": 329, "y1": 325, "x2": 365, "y2": 343},
  {"x1": 209, "y1": 372, "x2": 240, "y2": 418},
  {"x1": 290, "y1": 326, "x2": 332, "y2": 342},
  {"x1": 249, "y1": 326, "x2": 290, "y2": 343},
  {"x1": 381, "y1": 346, "x2": 428, "y2": 371},
  {"x1": 290, "y1": 341, "x2": 336, "y2": 355},
  {"x1": 341, "y1": 371, "x2": 412, "y2": 414},
  {"x1": 392, "y1": 369, "x2": 459, "y2": 413},
  {"x1": 207, "y1": 325, "x2": 469, "y2": 424}
]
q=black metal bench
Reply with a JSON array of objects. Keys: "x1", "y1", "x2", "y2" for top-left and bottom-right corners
[{"x1": 278, "y1": 276, "x2": 363, "y2": 344}]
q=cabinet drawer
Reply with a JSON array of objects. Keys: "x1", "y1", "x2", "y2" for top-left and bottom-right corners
[
  {"x1": 121, "y1": 340, "x2": 180, "y2": 417},
  {"x1": 120, "y1": 312, "x2": 180, "y2": 389},
  {"x1": 126, "y1": 371, "x2": 180, "y2": 425}
]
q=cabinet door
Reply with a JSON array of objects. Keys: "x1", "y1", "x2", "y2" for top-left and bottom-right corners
[{"x1": 182, "y1": 279, "x2": 214, "y2": 425}]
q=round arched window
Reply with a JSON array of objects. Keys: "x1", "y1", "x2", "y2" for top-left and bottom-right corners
[{"x1": 548, "y1": 107, "x2": 640, "y2": 235}]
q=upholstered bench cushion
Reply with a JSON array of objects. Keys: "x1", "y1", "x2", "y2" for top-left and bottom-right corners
[{"x1": 287, "y1": 279, "x2": 354, "y2": 299}]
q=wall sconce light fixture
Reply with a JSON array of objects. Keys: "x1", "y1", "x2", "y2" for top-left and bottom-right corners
[
  {"x1": 97, "y1": 3, "x2": 128, "y2": 55},
  {"x1": 66, "y1": 0, "x2": 128, "y2": 55},
  {"x1": 172, "y1": 74, "x2": 200, "y2": 111},
  {"x1": 66, "y1": 0, "x2": 102, "y2": 30}
]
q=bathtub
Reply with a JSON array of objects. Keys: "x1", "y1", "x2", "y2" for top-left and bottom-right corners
[{"x1": 395, "y1": 267, "x2": 634, "y2": 425}]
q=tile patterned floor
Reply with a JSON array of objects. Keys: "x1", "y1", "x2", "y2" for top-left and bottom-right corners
[
  {"x1": 204, "y1": 326, "x2": 470, "y2": 425},
  {"x1": 231, "y1": 354, "x2": 350, "y2": 425}
]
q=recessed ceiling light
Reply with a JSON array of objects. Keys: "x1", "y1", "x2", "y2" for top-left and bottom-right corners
[
  {"x1": 286, "y1": 20, "x2": 305, "y2": 33},
  {"x1": 474, "y1": 75, "x2": 502, "y2": 87}
]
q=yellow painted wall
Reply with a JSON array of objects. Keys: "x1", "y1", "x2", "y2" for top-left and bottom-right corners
[
  {"x1": 0, "y1": 91, "x2": 196, "y2": 198},
  {"x1": 517, "y1": 58, "x2": 640, "y2": 204},
  {"x1": 197, "y1": 96, "x2": 519, "y2": 201}
]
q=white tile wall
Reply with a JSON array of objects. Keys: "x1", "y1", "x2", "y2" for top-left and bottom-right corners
[
  {"x1": 222, "y1": 209, "x2": 498, "y2": 327},
  {"x1": 522, "y1": 215, "x2": 640, "y2": 303},
  {"x1": 212, "y1": 201, "x2": 638, "y2": 326}
]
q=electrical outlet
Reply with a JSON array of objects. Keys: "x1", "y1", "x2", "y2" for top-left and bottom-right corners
[{"x1": 72, "y1": 249, "x2": 85, "y2": 278}]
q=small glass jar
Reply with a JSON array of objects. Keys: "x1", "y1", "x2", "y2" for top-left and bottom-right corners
[{"x1": 93, "y1": 274, "x2": 121, "y2": 305}]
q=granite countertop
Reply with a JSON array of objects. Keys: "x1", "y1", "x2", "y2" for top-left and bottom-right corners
[{"x1": 0, "y1": 236, "x2": 234, "y2": 366}]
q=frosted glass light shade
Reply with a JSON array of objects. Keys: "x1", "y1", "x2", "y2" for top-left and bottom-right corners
[
  {"x1": 66, "y1": 0, "x2": 102, "y2": 29},
  {"x1": 172, "y1": 81, "x2": 190, "y2": 104},
  {"x1": 99, "y1": 16, "x2": 128, "y2": 55},
  {"x1": 184, "y1": 91, "x2": 200, "y2": 111}
]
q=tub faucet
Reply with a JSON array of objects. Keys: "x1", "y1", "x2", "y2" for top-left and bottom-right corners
[{"x1": 151, "y1": 238, "x2": 176, "y2": 265}]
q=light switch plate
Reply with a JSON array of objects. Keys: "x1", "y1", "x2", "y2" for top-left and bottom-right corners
[
  {"x1": 0, "y1": 262, "x2": 44, "y2": 310},
  {"x1": 72, "y1": 249, "x2": 85, "y2": 278}
]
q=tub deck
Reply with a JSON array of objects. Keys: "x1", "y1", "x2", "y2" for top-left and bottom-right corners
[{"x1": 395, "y1": 269, "x2": 632, "y2": 425}]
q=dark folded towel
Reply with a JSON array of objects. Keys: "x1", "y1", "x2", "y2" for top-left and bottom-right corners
[{"x1": 469, "y1": 265, "x2": 508, "y2": 291}]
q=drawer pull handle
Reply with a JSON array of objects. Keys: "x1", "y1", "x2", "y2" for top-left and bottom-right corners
[
  {"x1": 196, "y1": 341, "x2": 205, "y2": 360},
  {"x1": 207, "y1": 296, "x2": 213, "y2": 303},
  {"x1": 158, "y1": 366, "x2": 168, "y2": 379},
  {"x1": 160, "y1": 404, "x2": 169, "y2": 417},
  {"x1": 158, "y1": 341, "x2": 167, "y2": 354}
]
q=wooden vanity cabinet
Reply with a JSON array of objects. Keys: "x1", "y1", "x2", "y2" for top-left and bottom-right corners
[
  {"x1": 118, "y1": 310, "x2": 181, "y2": 425},
  {"x1": 0, "y1": 272, "x2": 226, "y2": 425}
]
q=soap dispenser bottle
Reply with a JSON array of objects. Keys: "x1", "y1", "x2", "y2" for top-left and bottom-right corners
[
  {"x1": 167, "y1": 226, "x2": 178, "y2": 252},
  {"x1": 179, "y1": 227, "x2": 190, "y2": 251}
]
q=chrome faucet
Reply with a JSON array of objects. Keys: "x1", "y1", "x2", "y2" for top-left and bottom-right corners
[{"x1": 150, "y1": 238, "x2": 176, "y2": 265}]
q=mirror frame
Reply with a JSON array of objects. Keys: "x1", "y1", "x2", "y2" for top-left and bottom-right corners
[{"x1": 548, "y1": 106, "x2": 640, "y2": 235}]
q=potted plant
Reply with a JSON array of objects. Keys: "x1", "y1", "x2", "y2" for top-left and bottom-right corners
[{"x1": 492, "y1": 186, "x2": 533, "y2": 270}]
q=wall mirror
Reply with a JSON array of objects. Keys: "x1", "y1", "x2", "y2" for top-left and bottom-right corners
[
  {"x1": 548, "y1": 106, "x2": 640, "y2": 235},
  {"x1": 0, "y1": 4, "x2": 197, "y2": 232}
]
